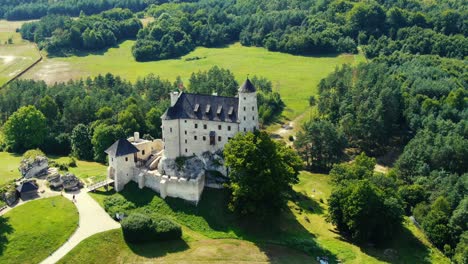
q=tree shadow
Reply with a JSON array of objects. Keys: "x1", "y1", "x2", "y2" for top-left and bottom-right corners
[
  {"x1": 359, "y1": 222, "x2": 434, "y2": 264},
  {"x1": 98, "y1": 183, "x2": 337, "y2": 262},
  {"x1": 291, "y1": 191, "x2": 325, "y2": 215},
  {"x1": 126, "y1": 238, "x2": 189, "y2": 258},
  {"x1": 0, "y1": 216, "x2": 14, "y2": 255}
]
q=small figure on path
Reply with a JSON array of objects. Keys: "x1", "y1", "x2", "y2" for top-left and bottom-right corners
[{"x1": 72, "y1": 194, "x2": 75, "y2": 202}]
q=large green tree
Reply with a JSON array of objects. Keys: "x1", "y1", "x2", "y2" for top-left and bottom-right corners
[
  {"x1": 327, "y1": 153, "x2": 404, "y2": 244},
  {"x1": 294, "y1": 119, "x2": 347, "y2": 171},
  {"x1": 71, "y1": 124, "x2": 93, "y2": 160},
  {"x1": 3, "y1": 105, "x2": 47, "y2": 152},
  {"x1": 92, "y1": 124, "x2": 125, "y2": 163},
  {"x1": 223, "y1": 131, "x2": 303, "y2": 217}
]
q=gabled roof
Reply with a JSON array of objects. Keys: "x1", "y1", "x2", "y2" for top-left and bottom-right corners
[
  {"x1": 16, "y1": 181, "x2": 38, "y2": 193},
  {"x1": 162, "y1": 92, "x2": 239, "y2": 123},
  {"x1": 105, "y1": 139, "x2": 139, "y2": 157},
  {"x1": 238, "y1": 78, "x2": 256, "y2": 93}
]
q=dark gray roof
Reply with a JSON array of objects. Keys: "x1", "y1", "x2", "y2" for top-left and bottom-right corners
[
  {"x1": 162, "y1": 92, "x2": 239, "y2": 122},
  {"x1": 238, "y1": 78, "x2": 256, "y2": 93},
  {"x1": 17, "y1": 181, "x2": 38, "y2": 193},
  {"x1": 105, "y1": 139, "x2": 139, "y2": 157}
]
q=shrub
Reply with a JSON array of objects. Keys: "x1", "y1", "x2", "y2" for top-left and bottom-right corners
[
  {"x1": 121, "y1": 213, "x2": 154, "y2": 243},
  {"x1": 152, "y1": 216, "x2": 182, "y2": 241},
  {"x1": 121, "y1": 213, "x2": 182, "y2": 243},
  {"x1": 23, "y1": 149, "x2": 46, "y2": 160},
  {"x1": 103, "y1": 196, "x2": 135, "y2": 217}
]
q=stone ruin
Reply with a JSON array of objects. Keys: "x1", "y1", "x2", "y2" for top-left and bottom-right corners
[
  {"x1": 61, "y1": 173, "x2": 82, "y2": 191},
  {"x1": 19, "y1": 155, "x2": 49, "y2": 179}
]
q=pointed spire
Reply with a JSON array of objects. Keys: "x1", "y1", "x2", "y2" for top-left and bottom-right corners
[{"x1": 238, "y1": 77, "x2": 256, "y2": 93}]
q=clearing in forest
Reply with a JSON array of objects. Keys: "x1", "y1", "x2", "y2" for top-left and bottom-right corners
[
  {"x1": 21, "y1": 41, "x2": 366, "y2": 119},
  {"x1": 0, "y1": 20, "x2": 41, "y2": 87}
]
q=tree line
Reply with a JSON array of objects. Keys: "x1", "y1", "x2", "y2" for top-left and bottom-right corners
[
  {"x1": 295, "y1": 53, "x2": 467, "y2": 262},
  {"x1": 0, "y1": 67, "x2": 283, "y2": 162},
  {"x1": 18, "y1": 0, "x2": 467, "y2": 61},
  {"x1": 19, "y1": 8, "x2": 142, "y2": 54},
  {"x1": 1, "y1": 0, "x2": 196, "y2": 21}
]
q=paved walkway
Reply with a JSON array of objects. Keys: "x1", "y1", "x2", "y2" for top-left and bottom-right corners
[{"x1": 40, "y1": 190, "x2": 120, "y2": 264}]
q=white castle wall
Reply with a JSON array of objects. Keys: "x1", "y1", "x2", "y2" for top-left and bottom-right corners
[{"x1": 110, "y1": 153, "x2": 135, "y2": 192}]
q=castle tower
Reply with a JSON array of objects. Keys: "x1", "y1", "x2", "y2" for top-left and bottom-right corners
[
  {"x1": 105, "y1": 139, "x2": 139, "y2": 191},
  {"x1": 238, "y1": 78, "x2": 259, "y2": 132}
]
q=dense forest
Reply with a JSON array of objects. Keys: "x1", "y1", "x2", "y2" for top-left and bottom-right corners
[
  {"x1": 0, "y1": 0, "x2": 196, "y2": 21},
  {"x1": 0, "y1": 67, "x2": 283, "y2": 162},
  {"x1": 298, "y1": 54, "x2": 467, "y2": 261},
  {"x1": 19, "y1": 8, "x2": 142, "y2": 54},
  {"x1": 18, "y1": 0, "x2": 468, "y2": 60}
]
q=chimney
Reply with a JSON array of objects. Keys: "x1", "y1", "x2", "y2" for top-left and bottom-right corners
[
  {"x1": 134, "y1": 132, "x2": 140, "y2": 142},
  {"x1": 170, "y1": 91, "x2": 179, "y2": 106}
]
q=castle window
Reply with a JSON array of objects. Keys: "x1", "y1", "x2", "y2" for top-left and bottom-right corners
[
  {"x1": 203, "y1": 136, "x2": 206, "y2": 141},
  {"x1": 184, "y1": 120, "x2": 187, "y2": 123},
  {"x1": 194, "y1": 136, "x2": 197, "y2": 140},
  {"x1": 252, "y1": 106, "x2": 254, "y2": 111},
  {"x1": 216, "y1": 105, "x2": 222, "y2": 115},
  {"x1": 185, "y1": 130, "x2": 187, "y2": 135},
  {"x1": 185, "y1": 148, "x2": 188, "y2": 153},
  {"x1": 244, "y1": 128, "x2": 246, "y2": 132},
  {"x1": 218, "y1": 136, "x2": 221, "y2": 142},
  {"x1": 244, "y1": 97, "x2": 246, "y2": 100},
  {"x1": 203, "y1": 124, "x2": 207, "y2": 129},
  {"x1": 125, "y1": 157, "x2": 128, "y2": 162},
  {"x1": 185, "y1": 139, "x2": 187, "y2": 144},
  {"x1": 170, "y1": 127, "x2": 172, "y2": 133},
  {"x1": 252, "y1": 116, "x2": 255, "y2": 120},
  {"x1": 194, "y1": 104, "x2": 200, "y2": 112},
  {"x1": 210, "y1": 131, "x2": 215, "y2": 145},
  {"x1": 228, "y1": 106, "x2": 234, "y2": 116},
  {"x1": 218, "y1": 125, "x2": 221, "y2": 130},
  {"x1": 228, "y1": 126, "x2": 231, "y2": 131},
  {"x1": 111, "y1": 158, "x2": 113, "y2": 162},
  {"x1": 195, "y1": 124, "x2": 198, "y2": 129},
  {"x1": 244, "y1": 106, "x2": 246, "y2": 111},
  {"x1": 205, "y1": 104, "x2": 211, "y2": 114},
  {"x1": 142, "y1": 150, "x2": 145, "y2": 155},
  {"x1": 244, "y1": 116, "x2": 246, "y2": 121}
]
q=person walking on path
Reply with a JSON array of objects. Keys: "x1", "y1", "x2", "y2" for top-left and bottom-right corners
[{"x1": 72, "y1": 194, "x2": 75, "y2": 202}]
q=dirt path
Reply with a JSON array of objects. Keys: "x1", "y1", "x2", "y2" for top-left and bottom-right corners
[
  {"x1": 40, "y1": 190, "x2": 120, "y2": 264},
  {"x1": 271, "y1": 111, "x2": 308, "y2": 145}
]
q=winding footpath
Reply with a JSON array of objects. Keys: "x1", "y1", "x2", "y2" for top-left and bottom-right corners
[{"x1": 40, "y1": 191, "x2": 120, "y2": 264}]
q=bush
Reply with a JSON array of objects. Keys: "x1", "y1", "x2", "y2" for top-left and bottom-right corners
[
  {"x1": 121, "y1": 213, "x2": 182, "y2": 243},
  {"x1": 103, "y1": 196, "x2": 135, "y2": 217},
  {"x1": 23, "y1": 149, "x2": 46, "y2": 160}
]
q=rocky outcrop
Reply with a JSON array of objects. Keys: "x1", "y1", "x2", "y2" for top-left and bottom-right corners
[
  {"x1": 62, "y1": 173, "x2": 81, "y2": 191},
  {"x1": 19, "y1": 156, "x2": 49, "y2": 179},
  {"x1": 157, "y1": 151, "x2": 228, "y2": 186}
]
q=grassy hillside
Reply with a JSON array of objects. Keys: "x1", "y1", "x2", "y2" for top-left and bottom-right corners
[
  {"x1": 58, "y1": 229, "x2": 315, "y2": 264},
  {"x1": 0, "y1": 20, "x2": 41, "y2": 87},
  {"x1": 22, "y1": 41, "x2": 365, "y2": 119},
  {"x1": 79, "y1": 171, "x2": 448, "y2": 264},
  {"x1": 0, "y1": 196, "x2": 78, "y2": 264}
]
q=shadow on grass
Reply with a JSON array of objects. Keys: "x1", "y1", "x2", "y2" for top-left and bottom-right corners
[
  {"x1": 127, "y1": 238, "x2": 189, "y2": 258},
  {"x1": 98, "y1": 182, "x2": 337, "y2": 262},
  {"x1": 0, "y1": 216, "x2": 13, "y2": 255},
  {"x1": 358, "y1": 223, "x2": 434, "y2": 264},
  {"x1": 292, "y1": 191, "x2": 325, "y2": 215}
]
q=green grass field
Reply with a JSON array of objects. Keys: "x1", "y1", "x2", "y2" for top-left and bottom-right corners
[
  {"x1": 58, "y1": 229, "x2": 315, "y2": 264},
  {"x1": 0, "y1": 152, "x2": 107, "y2": 185},
  {"x1": 22, "y1": 41, "x2": 365, "y2": 119},
  {"x1": 0, "y1": 20, "x2": 41, "y2": 87},
  {"x1": 77, "y1": 171, "x2": 448, "y2": 264},
  {"x1": 0, "y1": 196, "x2": 78, "y2": 264}
]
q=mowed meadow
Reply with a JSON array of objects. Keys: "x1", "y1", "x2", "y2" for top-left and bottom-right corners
[
  {"x1": 22, "y1": 41, "x2": 366, "y2": 119},
  {"x1": 0, "y1": 20, "x2": 41, "y2": 87}
]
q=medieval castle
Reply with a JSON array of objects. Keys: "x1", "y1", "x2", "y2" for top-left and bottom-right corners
[{"x1": 105, "y1": 78, "x2": 259, "y2": 203}]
